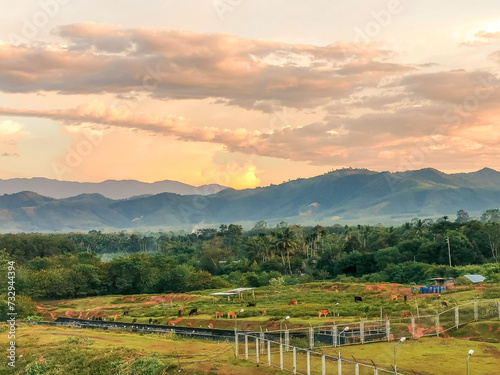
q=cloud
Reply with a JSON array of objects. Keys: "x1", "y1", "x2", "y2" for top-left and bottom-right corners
[
  {"x1": 461, "y1": 30, "x2": 500, "y2": 47},
  {"x1": 0, "y1": 120, "x2": 27, "y2": 157},
  {"x1": 0, "y1": 23, "x2": 413, "y2": 111}
]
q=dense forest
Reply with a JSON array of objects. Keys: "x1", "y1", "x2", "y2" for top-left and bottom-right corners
[{"x1": 1, "y1": 210, "x2": 500, "y2": 316}]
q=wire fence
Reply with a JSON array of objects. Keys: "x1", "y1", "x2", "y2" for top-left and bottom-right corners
[
  {"x1": 235, "y1": 333, "x2": 397, "y2": 375},
  {"x1": 257, "y1": 300, "x2": 500, "y2": 349}
]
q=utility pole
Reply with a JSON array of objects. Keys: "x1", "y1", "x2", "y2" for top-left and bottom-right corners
[{"x1": 446, "y1": 237, "x2": 451, "y2": 267}]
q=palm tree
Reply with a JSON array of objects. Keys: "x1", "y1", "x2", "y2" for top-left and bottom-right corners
[{"x1": 275, "y1": 227, "x2": 299, "y2": 275}]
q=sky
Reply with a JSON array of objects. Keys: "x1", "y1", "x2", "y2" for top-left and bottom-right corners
[{"x1": 1, "y1": 0, "x2": 500, "y2": 189}]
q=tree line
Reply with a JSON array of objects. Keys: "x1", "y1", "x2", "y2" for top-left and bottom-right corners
[{"x1": 1, "y1": 210, "x2": 500, "y2": 303}]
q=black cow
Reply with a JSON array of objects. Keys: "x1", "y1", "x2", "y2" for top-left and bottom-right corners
[
  {"x1": 132, "y1": 318, "x2": 137, "y2": 324},
  {"x1": 354, "y1": 296, "x2": 363, "y2": 302},
  {"x1": 189, "y1": 308, "x2": 200, "y2": 316},
  {"x1": 404, "y1": 295, "x2": 408, "y2": 303},
  {"x1": 247, "y1": 302, "x2": 256, "y2": 307},
  {"x1": 149, "y1": 318, "x2": 153, "y2": 324}
]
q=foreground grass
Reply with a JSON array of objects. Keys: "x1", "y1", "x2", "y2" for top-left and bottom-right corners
[
  {"x1": 320, "y1": 337, "x2": 500, "y2": 375},
  {"x1": 0, "y1": 324, "x2": 279, "y2": 375}
]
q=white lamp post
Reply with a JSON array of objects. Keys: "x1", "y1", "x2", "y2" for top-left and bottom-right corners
[
  {"x1": 279, "y1": 315, "x2": 290, "y2": 344},
  {"x1": 333, "y1": 302, "x2": 339, "y2": 318},
  {"x1": 338, "y1": 326, "x2": 350, "y2": 358},
  {"x1": 467, "y1": 349, "x2": 474, "y2": 375},
  {"x1": 394, "y1": 337, "x2": 406, "y2": 374},
  {"x1": 235, "y1": 309, "x2": 244, "y2": 331}
]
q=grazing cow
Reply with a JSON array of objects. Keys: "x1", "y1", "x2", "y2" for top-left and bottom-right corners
[
  {"x1": 354, "y1": 296, "x2": 363, "y2": 302},
  {"x1": 215, "y1": 311, "x2": 223, "y2": 319},
  {"x1": 261, "y1": 310, "x2": 266, "y2": 317},
  {"x1": 168, "y1": 321, "x2": 175, "y2": 326},
  {"x1": 318, "y1": 310, "x2": 331, "y2": 318},
  {"x1": 400, "y1": 312, "x2": 409, "y2": 318},
  {"x1": 391, "y1": 295, "x2": 398, "y2": 301},
  {"x1": 247, "y1": 302, "x2": 256, "y2": 307},
  {"x1": 132, "y1": 318, "x2": 137, "y2": 324},
  {"x1": 149, "y1": 318, "x2": 153, "y2": 324},
  {"x1": 441, "y1": 301, "x2": 448, "y2": 307},
  {"x1": 289, "y1": 300, "x2": 298, "y2": 305},
  {"x1": 187, "y1": 322, "x2": 192, "y2": 327},
  {"x1": 189, "y1": 308, "x2": 200, "y2": 316},
  {"x1": 123, "y1": 310, "x2": 129, "y2": 316},
  {"x1": 228, "y1": 311, "x2": 236, "y2": 319},
  {"x1": 404, "y1": 295, "x2": 408, "y2": 303},
  {"x1": 208, "y1": 323, "x2": 213, "y2": 329},
  {"x1": 178, "y1": 308, "x2": 186, "y2": 317},
  {"x1": 114, "y1": 314, "x2": 118, "y2": 321}
]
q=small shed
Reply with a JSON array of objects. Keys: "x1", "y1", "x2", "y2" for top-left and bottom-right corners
[
  {"x1": 464, "y1": 275, "x2": 486, "y2": 283},
  {"x1": 430, "y1": 277, "x2": 454, "y2": 287},
  {"x1": 209, "y1": 287, "x2": 255, "y2": 301}
]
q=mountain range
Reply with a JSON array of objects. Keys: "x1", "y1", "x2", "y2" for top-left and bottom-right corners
[
  {"x1": 0, "y1": 178, "x2": 227, "y2": 199},
  {"x1": 1, "y1": 167, "x2": 499, "y2": 232}
]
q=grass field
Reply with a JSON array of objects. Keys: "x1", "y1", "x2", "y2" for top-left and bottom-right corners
[
  {"x1": 35, "y1": 281, "x2": 500, "y2": 332},
  {"x1": 319, "y1": 336, "x2": 500, "y2": 375},
  {"x1": 22, "y1": 281, "x2": 499, "y2": 374},
  {"x1": 0, "y1": 324, "x2": 280, "y2": 375}
]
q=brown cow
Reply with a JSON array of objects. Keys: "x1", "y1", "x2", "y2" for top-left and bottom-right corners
[
  {"x1": 318, "y1": 309, "x2": 331, "y2": 318},
  {"x1": 228, "y1": 311, "x2": 236, "y2": 319},
  {"x1": 208, "y1": 323, "x2": 213, "y2": 329},
  {"x1": 215, "y1": 311, "x2": 223, "y2": 319},
  {"x1": 261, "y1": 310, "x2": 267, "y2": 317},
  {"x1": 400, "y1": 312, "x2": 408, "y2": 318},
  {"x1": 390, "y1": 295, "x2": 398, "y2": 301},
  {"x1": 441, "y1": 301, "x2": 448, "y2": 307},
  {"x1": 289, "y1": 300, "x2": 298, "y2": 305},
  {"x1": 187, "y1": 322, "x2": 192, "y2": 327}
]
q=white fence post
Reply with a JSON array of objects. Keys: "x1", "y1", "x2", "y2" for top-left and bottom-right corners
[
  {"x1": 293, "y1": 347, "x2": 297, "y2": 374},
  {"x1": 338, "y1": 356, "x2": 342, "y2": 375},
  {"x1": 322, "y1": 354, "x2": 326, "y2": 375},
  {"x1": 280, "y1": 343, "x2": 284, "y2": 370},
  {"x1": 256, "y1": 337, "x2": 259, "y2": 363},
  {"x1": 374, "y1": 367, "x2": 378, "y2": 375},
  {"x1": 235, "y1": 332, "x2": 239, "y2": 357},
  {"x1": 436, "y1": 313, "x2": 440, "y2": 337},
  {"x1": 309, "y1": 326, "x2": 315, "y2": 349},
  {"x1": 455, "y1": 307, "x2": 459, "y2": 329},
  {"x1": 360, "y1": 321, "x2": 365, "y2": 344},
  {"x1": 260, "y1": 331, "x2": 265, "y2": 354},
  {"x1": 267, "y1": 340, "x2": 271, "y2": 366},
  {"x1": 245, "y1": 334, "x2": 249, "y2": 359},
  {"x1": 385, "y1": 320, "x2": 391, "y2": 341},
  {"x1": 355, "y1": 363, "x2": 360, "y2": 375},
  {"x1": 474, "y1": 302, "x2": 479, "y2": 321},
  {"x1": 411, "y1": 317, "x2": 416, "y2": 339},
  {"x1": 285, "y1": 328, "x2": 290, "y2": 351},
  {"x1": 307, "y1": 351, "x2": 311, "y2": 375}
]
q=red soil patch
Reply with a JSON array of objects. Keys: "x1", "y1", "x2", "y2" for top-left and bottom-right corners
[
  {"x1": 150, "y1": 294, "x2": 196, "y2": 303},
  {"x1": 167, "y1": 317, "x2": 184, "y2": 326},
  {"x1": 365, "y1": 284, "x2": 388, "y2": 291},
  {"x1": 406, "y1": 323, "x2": 447, "y2": 339}
]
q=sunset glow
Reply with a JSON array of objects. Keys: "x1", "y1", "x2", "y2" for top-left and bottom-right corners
[{"x1": 1, "y1": 1, "x2": 500, "y2": 188}]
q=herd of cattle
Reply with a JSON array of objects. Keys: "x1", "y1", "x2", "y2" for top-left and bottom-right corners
[{"x1": 106, "y1": 293, "x2": 448, "y2": 327}]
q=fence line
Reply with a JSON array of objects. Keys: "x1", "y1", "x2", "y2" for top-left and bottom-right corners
[
  {"x1": 256, "y1": 300, "x2": 499, "y2": 349},
  {"x1": 235, "y1": 332, "x2": 397, "y2": 375}
]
